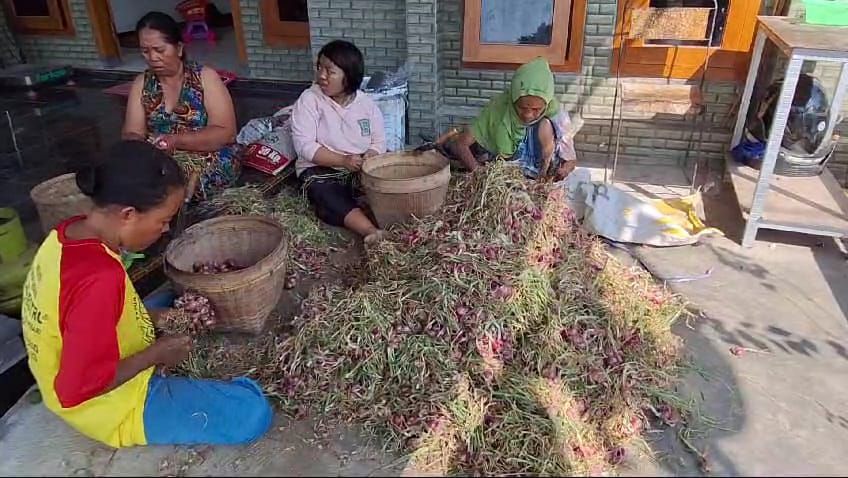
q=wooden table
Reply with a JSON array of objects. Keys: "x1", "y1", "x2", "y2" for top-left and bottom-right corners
[{"x1": 729, "y1": 16, "x2": 848, "y2": 247}]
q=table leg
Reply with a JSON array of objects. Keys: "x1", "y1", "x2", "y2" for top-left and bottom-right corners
[
  {"x1": 742, "y1": 54, "x2": 804, "y2": 248},
  {"x1": 732, "y1": 30, "x2": 767, "y2": 148},
  {"x1": 813, "y1": 63, "x2": 848, "y2": 157}
]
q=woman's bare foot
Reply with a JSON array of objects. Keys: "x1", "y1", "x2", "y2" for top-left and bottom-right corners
[{"x1": 364, "y1": 229, "x2": 388, "y2": 246}]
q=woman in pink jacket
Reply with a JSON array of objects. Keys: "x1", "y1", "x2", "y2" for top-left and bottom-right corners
[{"x1": 290, "y1": 40, "x2": 387, "y2": 244}]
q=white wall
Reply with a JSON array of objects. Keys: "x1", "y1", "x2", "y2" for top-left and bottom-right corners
[{"x1": 110, "y1": 0, "x2": 232, "y2": 33}]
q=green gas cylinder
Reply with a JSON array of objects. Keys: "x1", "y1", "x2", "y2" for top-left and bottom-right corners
[{"x1": 0, "y1": 208, "x2": 27, "y2": 264}]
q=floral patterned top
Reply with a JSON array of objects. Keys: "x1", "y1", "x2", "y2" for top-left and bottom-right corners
[{"x1": 141, "y1": 61, "x2": 240, "y2": 200}]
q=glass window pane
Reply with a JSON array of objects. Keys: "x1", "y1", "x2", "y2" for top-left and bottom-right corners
[
  {"x1": 480, "y1": 0, "x2": 554, "y2": 45},
  {"x1": 12, "y1": 0, "x2": 50, "y2": 17},
  {"x1": 277, "y1": 0, "x2": 309, "y2": 22},
  {"x1": 645, "y1": 0, "x2": 729, "y2": 47}
]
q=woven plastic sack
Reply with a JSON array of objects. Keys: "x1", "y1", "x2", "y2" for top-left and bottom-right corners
[
  {"x1": 364, "y1": 83, "x2": 408, "y2": 152},
  {"x1": 558, "y1": 168, "x2": 722, "y2": 246}
]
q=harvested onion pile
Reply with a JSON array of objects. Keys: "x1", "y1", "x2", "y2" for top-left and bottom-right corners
[
  {"x1": 271, "y1": 163, "x2": 691, "y2": 476},
  {"x1": 179, "y1": 164, "x2": 694, "y2": 475},
  {"x1": 192, "y1": 259, "x2": 244, "y2": 274},
  {"x1": 156, "y1": 291, "x2": 217, "y2": 336}
]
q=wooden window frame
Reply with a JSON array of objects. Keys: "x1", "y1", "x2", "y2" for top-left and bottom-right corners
[
  {"x1": 462, "y1": 0, "x2": 587, "y2": 73},
  {"x1": 3, "y1": 0, "x2": 75, "y2": 36},
  {"x1": 261, "y1": 0, "x2": 309, "y2": 49},
  {"x1": 612, "y1": 0, "x2": 763, "y2": 81}
]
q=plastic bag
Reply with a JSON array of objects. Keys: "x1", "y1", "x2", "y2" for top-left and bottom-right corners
[
  {"x1": 243, "y1": 122, "x2": 296, "y2": 176},
  {"x1": 558, "y1": 168, "x2": 723, "y2": 247},
  {"x1": 236, "y1": 114, "x2": 290, "y2": 146}
]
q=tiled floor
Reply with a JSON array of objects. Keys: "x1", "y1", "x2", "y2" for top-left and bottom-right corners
[{"x1": 0, "y1": 72, "x2": 304, "y2": 241}]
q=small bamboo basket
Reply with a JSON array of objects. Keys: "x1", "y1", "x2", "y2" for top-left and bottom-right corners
[
  {"x1": 360, "y1": 150, "x2": 451, "y2": 228},
  {"x1": 164, "y1": 215, "x2": 289, "y2": 334},
  {"x1": 29, "y1": 173, "x2": 94, "y2": 235}
]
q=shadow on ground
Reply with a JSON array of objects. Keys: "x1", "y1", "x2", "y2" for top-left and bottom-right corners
[{"x1": 621, "y1": 178, "x2": 848, "y2": 476}]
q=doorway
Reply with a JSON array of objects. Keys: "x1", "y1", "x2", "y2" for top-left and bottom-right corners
[{"x1": 87, "y1": 0, "x2": 248, "y2": 74}]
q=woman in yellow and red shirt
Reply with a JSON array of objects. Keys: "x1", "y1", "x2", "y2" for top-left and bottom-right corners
[{"x1": 21, "y1": 140, "x2": 271, "y2": 448}]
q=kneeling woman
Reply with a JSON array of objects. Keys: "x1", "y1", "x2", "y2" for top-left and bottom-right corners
[
  {"x1": 291, "y1": 40, "x2": 387, "y2": 244},
  {"x1": 21, "y1": 140, "x2": 271, "y2": 448},
  {"x1": 450, "y1": 57, "x2": 576, "y2": 181}
]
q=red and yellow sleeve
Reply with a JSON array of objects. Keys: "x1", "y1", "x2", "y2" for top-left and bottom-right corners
[{"x1": 54, "y1": 249, "x2": 126, "y2": 409}]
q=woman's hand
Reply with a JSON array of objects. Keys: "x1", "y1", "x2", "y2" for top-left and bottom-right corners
[
  {"x1": 151, "y1": 335, "x2": 192, "y2": 368},
  {"x1": 556, "y1": 161, "x2": 577, "y2": 181},
  {"x1": 363, "y1": 149, "x2": 379, "y2": 159},
  {"x1": 153, "y1": 134, "x2": 179, "y2": 154},
  {"x1": 344, "y1": 154, "x2": 365, "y2": 172},
  {"x1": 148, "y1": 308, "x2": 169, "y2": 328}
]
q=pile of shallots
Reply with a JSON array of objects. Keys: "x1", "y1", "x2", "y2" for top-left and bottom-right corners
[
  {"x1": 192, "y1": 259, "x2": 244, "y2": 274},
  {"x1": 157, "y1": 291, "x2": 217, "y2": 336}
]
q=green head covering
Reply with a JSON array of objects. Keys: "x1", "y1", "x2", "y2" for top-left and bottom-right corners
[{"x1": 471, "y1": 57, "x2": 559, "y2": 156}]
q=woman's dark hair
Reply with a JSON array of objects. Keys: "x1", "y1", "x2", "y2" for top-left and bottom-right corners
[
  {"x1": 136, "y1": 11, "x2": 184, "y2": 59},
  {"x1": 76, "y1": 140, "x2": 186, "y2": 212},
  {"x1": 318, "y1": 40, "x2": 364, "y2": 95}
]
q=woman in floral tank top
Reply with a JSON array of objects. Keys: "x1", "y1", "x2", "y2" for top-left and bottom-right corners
[{"x1": 121, "y1": 11, "x2": 240, "y2": 202}]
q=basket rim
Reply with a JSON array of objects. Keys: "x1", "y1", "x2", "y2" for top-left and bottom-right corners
[
  {"x1": 30, "y1": 173, "x2": 88, "y2": 204},
  {"x1": 163, "y1": 214, "x2": 288, "y2": 286},
  {"x1": 360, "y1": 150, "x2": 449, "y2": 182},
  {"x1": 360, "y1": 151, "x2": 451, "y2": 194}
]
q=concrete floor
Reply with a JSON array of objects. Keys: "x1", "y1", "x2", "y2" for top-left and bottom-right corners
[
  {"x1": 0, "y1": 399, "x2": 407, "y2": 476},
  {"x1": 3, "y1": 112, "x2": 848, "y2": 474},
  {"x1": 626, "y1": 184, "x2": 848, "y2": 476}
]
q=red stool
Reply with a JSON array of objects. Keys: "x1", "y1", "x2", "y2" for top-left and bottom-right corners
[{"x1": 176, "y1": 0, "x2": 216, "y2": 45}]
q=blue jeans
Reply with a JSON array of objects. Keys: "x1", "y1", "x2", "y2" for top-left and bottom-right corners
[
  {"x1": 143, "y1": 288, "x2": 178, "y2": 311},
  {"x1": 143, "y1": 375, "x2": 273, "y2": 445},
  {"x1": 141, "y1": 291, "x2": 273, "y2": 445}
]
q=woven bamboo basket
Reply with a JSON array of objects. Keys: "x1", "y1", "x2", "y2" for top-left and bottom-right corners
[
  {"x1": 360, "y1": 150, "x2": 451, "y2": 228},
  {"x1": 164, "y1": 215, "x2": 288, "y2": 334},
  {"x1": 29, "y1": 173, "x2": 94, "y2": 235}
]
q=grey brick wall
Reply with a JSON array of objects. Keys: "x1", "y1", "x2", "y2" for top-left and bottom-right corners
[
  {"x1": 239, "y1": 0, "x2": 313, "y2": 82},
  {"x1": 430, "y1": 0, "x2": 742, "y2": 169},
  {"x1": 406, "y1": 0, "x2": 438, "y2": 140},
  {"x1": 0, "y1": 6, "x2": 21, "y2": 67},
  {"x1": 308, "y1": 0, "x2": 407, "y2": 73},
  {"x1": 4, "y1": 0, "x2": 843, "y2": 182},
  {"x1": 13, "y1": 0, "x2": 100, "y2": 68}
]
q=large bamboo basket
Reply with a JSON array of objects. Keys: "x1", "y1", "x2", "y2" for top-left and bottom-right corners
[
  {"x1": 29, "y1": 173, "x2": 94, "y2": 235},
  {"x1": 164, "y1": 215, "x2": 288, "y2": 334},
  {"x1": 360, "y1": 150, "x2": 451, "y2": 228}
]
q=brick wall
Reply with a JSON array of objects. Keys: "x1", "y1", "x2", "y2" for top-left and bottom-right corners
[
  {"x1": 405, "y1": 0, "x2": 439, "y2": 139},
  {"x1": 0, "y1": 6, "x2": 20, "y2": 67},
  {"x1": 428, "y1": 0, "x2": 743, "y2": 172},
  {"x1": 239, "y1": 0, "x2": 313, "y2": 82},
  {"x1": 308, "y1": 0, "x2": 407, "y2": 73},
  {"x1": 13, "y1": 0, "x2": 100, "y2": 68}
]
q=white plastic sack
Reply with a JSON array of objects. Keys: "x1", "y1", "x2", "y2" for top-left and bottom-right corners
[
  {"x1": 365, "y1": 83, "x2": 407, "y2": 152},
  {"x1": 558, "y1": 168, "x2": 722, "y2": 247},
  {"x1": 236, "y1": 112, "x2": 290, "y2": 146}
]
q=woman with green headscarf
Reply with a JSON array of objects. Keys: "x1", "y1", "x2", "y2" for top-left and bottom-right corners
[{"x1": 449, "y1": 57, "x2": 576, "y2": 181}]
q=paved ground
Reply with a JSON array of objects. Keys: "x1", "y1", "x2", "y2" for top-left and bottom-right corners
[
  {"x1": 0, "y1": 399, "x2": 408, "y2": 477},
  {"x1": 623, "y1": 171, "x2": 848, "y2": 476}
]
